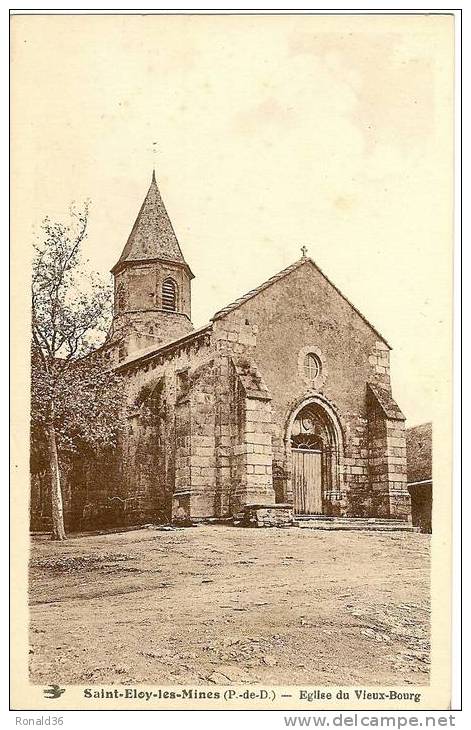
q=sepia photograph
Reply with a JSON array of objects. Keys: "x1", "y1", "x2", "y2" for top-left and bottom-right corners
[{"x1": 10, "y1": 11, "x2": 454, "y2": 711}]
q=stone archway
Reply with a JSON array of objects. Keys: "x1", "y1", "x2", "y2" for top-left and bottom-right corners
[{"x1": 286, "y1": 397, "x2": 344, "y2": 516}]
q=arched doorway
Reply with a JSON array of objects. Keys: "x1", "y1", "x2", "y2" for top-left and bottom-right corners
[{"x1": 289, "y1": 400, "x2": 342, "y2": 515}]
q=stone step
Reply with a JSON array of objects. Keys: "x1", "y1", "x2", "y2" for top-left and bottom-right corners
[
  {"x1": 296, "y1": 515, "x2": 397, "y2": 523},
  {"x1": 295, "y1": 517, "x2": 418, "y2": 532}
]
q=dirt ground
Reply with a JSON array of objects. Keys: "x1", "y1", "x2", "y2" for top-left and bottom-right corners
[{"x1": 29, "y1": 524, "x2": 430, "y2": 686}]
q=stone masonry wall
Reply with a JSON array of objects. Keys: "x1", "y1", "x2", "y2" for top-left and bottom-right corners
[
  {"x1": 340, "y1": 413, "x2": 369, "y2": 517},
  {"x1": 173, "y1": 359, "x2": 217, "y2": 520},
  {"x1": 366, "y1": 385, "x2": 410, "y2": 519},
  {"x1": 386, "y1": 418, "x2": 410, "y2": 519},
  {"x1": 112, "y1": 262, "x2": 193, "y2": 359},
  {"x1": 212, "y1": 314, "x2": 276, "y2": 515},
  {"x1": 229, "y1": 359, "x2": 275, "y2": 515},
  {"x1": 48, "y1": 258, "x2": 411, "y2": 529},
  {"x1": 81, "y1": 330, "x2": 214, "y2": 527},
  {"x1": 211, "y1": 263, "x2": 409, "y2": 520}
]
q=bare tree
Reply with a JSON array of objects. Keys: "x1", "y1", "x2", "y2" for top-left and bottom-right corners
[{"x1": 31, "y1": 202, "x2": 122, "y2": 540}]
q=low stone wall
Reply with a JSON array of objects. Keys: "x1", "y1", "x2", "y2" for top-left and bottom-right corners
[{"x1": 241, "y1": 503, "x2": 295, "y2": 528}]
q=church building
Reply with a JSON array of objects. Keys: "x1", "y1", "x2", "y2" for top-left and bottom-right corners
[{"x1": 32, "y1": 172, "x2": 412, "y2": 530}]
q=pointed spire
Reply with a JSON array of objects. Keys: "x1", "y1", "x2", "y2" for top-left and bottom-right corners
[{"x1": 112, "y1": 171, "x2": 193, "y2": 277}]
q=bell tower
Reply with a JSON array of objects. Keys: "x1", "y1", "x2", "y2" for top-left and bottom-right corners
[{"x1": 110, "y1": 171, "x2": 194, "y2": 359}]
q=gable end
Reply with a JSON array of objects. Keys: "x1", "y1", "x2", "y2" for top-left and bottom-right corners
[{"x1": 212, "y1": 258, "x2": 391, "y2": 349}]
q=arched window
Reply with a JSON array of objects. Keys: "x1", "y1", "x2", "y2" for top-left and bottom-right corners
[
  {"x1": 303, "y1": 352, "x2": 321, "y2": 380},
  {"x1": 162, "y1": 278, "x2": 177, "y2": 312}
]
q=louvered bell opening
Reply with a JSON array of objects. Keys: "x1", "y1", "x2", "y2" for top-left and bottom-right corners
[{"x1": 162, "y1": 278, "x2": 177, "y2": 311}]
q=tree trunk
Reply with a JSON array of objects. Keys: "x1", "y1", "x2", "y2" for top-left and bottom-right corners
[{"x1": 46, "y1": 420, "x2": 66, "y2": 540}]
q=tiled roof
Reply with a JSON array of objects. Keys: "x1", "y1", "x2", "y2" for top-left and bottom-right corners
[
  {"x1": 367, "y1": 383, "x2": 405, "y2": 421},
  {"x1": 211, "y1": 256, "x2": 391, "y2": 348},
  {"x1": 406, "y1": 423, "x2": 432, "y2": 484},
  {"x1": 112, "y1": 171, "x2": 193, "y2": 276}
]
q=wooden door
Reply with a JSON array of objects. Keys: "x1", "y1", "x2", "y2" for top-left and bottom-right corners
[{"x1": 292, "y1": 449, "x2": 323, "y2": 515}]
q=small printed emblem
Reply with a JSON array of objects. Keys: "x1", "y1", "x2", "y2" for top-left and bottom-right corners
[{"x1": 43, "y1": 685, "x2": 66, "y2": 699}]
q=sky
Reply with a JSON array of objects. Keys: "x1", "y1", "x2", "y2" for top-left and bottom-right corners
[{"x1": 11, "y1": 13, "x2": 454, "y2": 427}]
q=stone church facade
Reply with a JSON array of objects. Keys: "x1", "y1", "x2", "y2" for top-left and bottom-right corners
[{"x1": 32, "y1": 172, "x2": 412, "y2": 530}]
